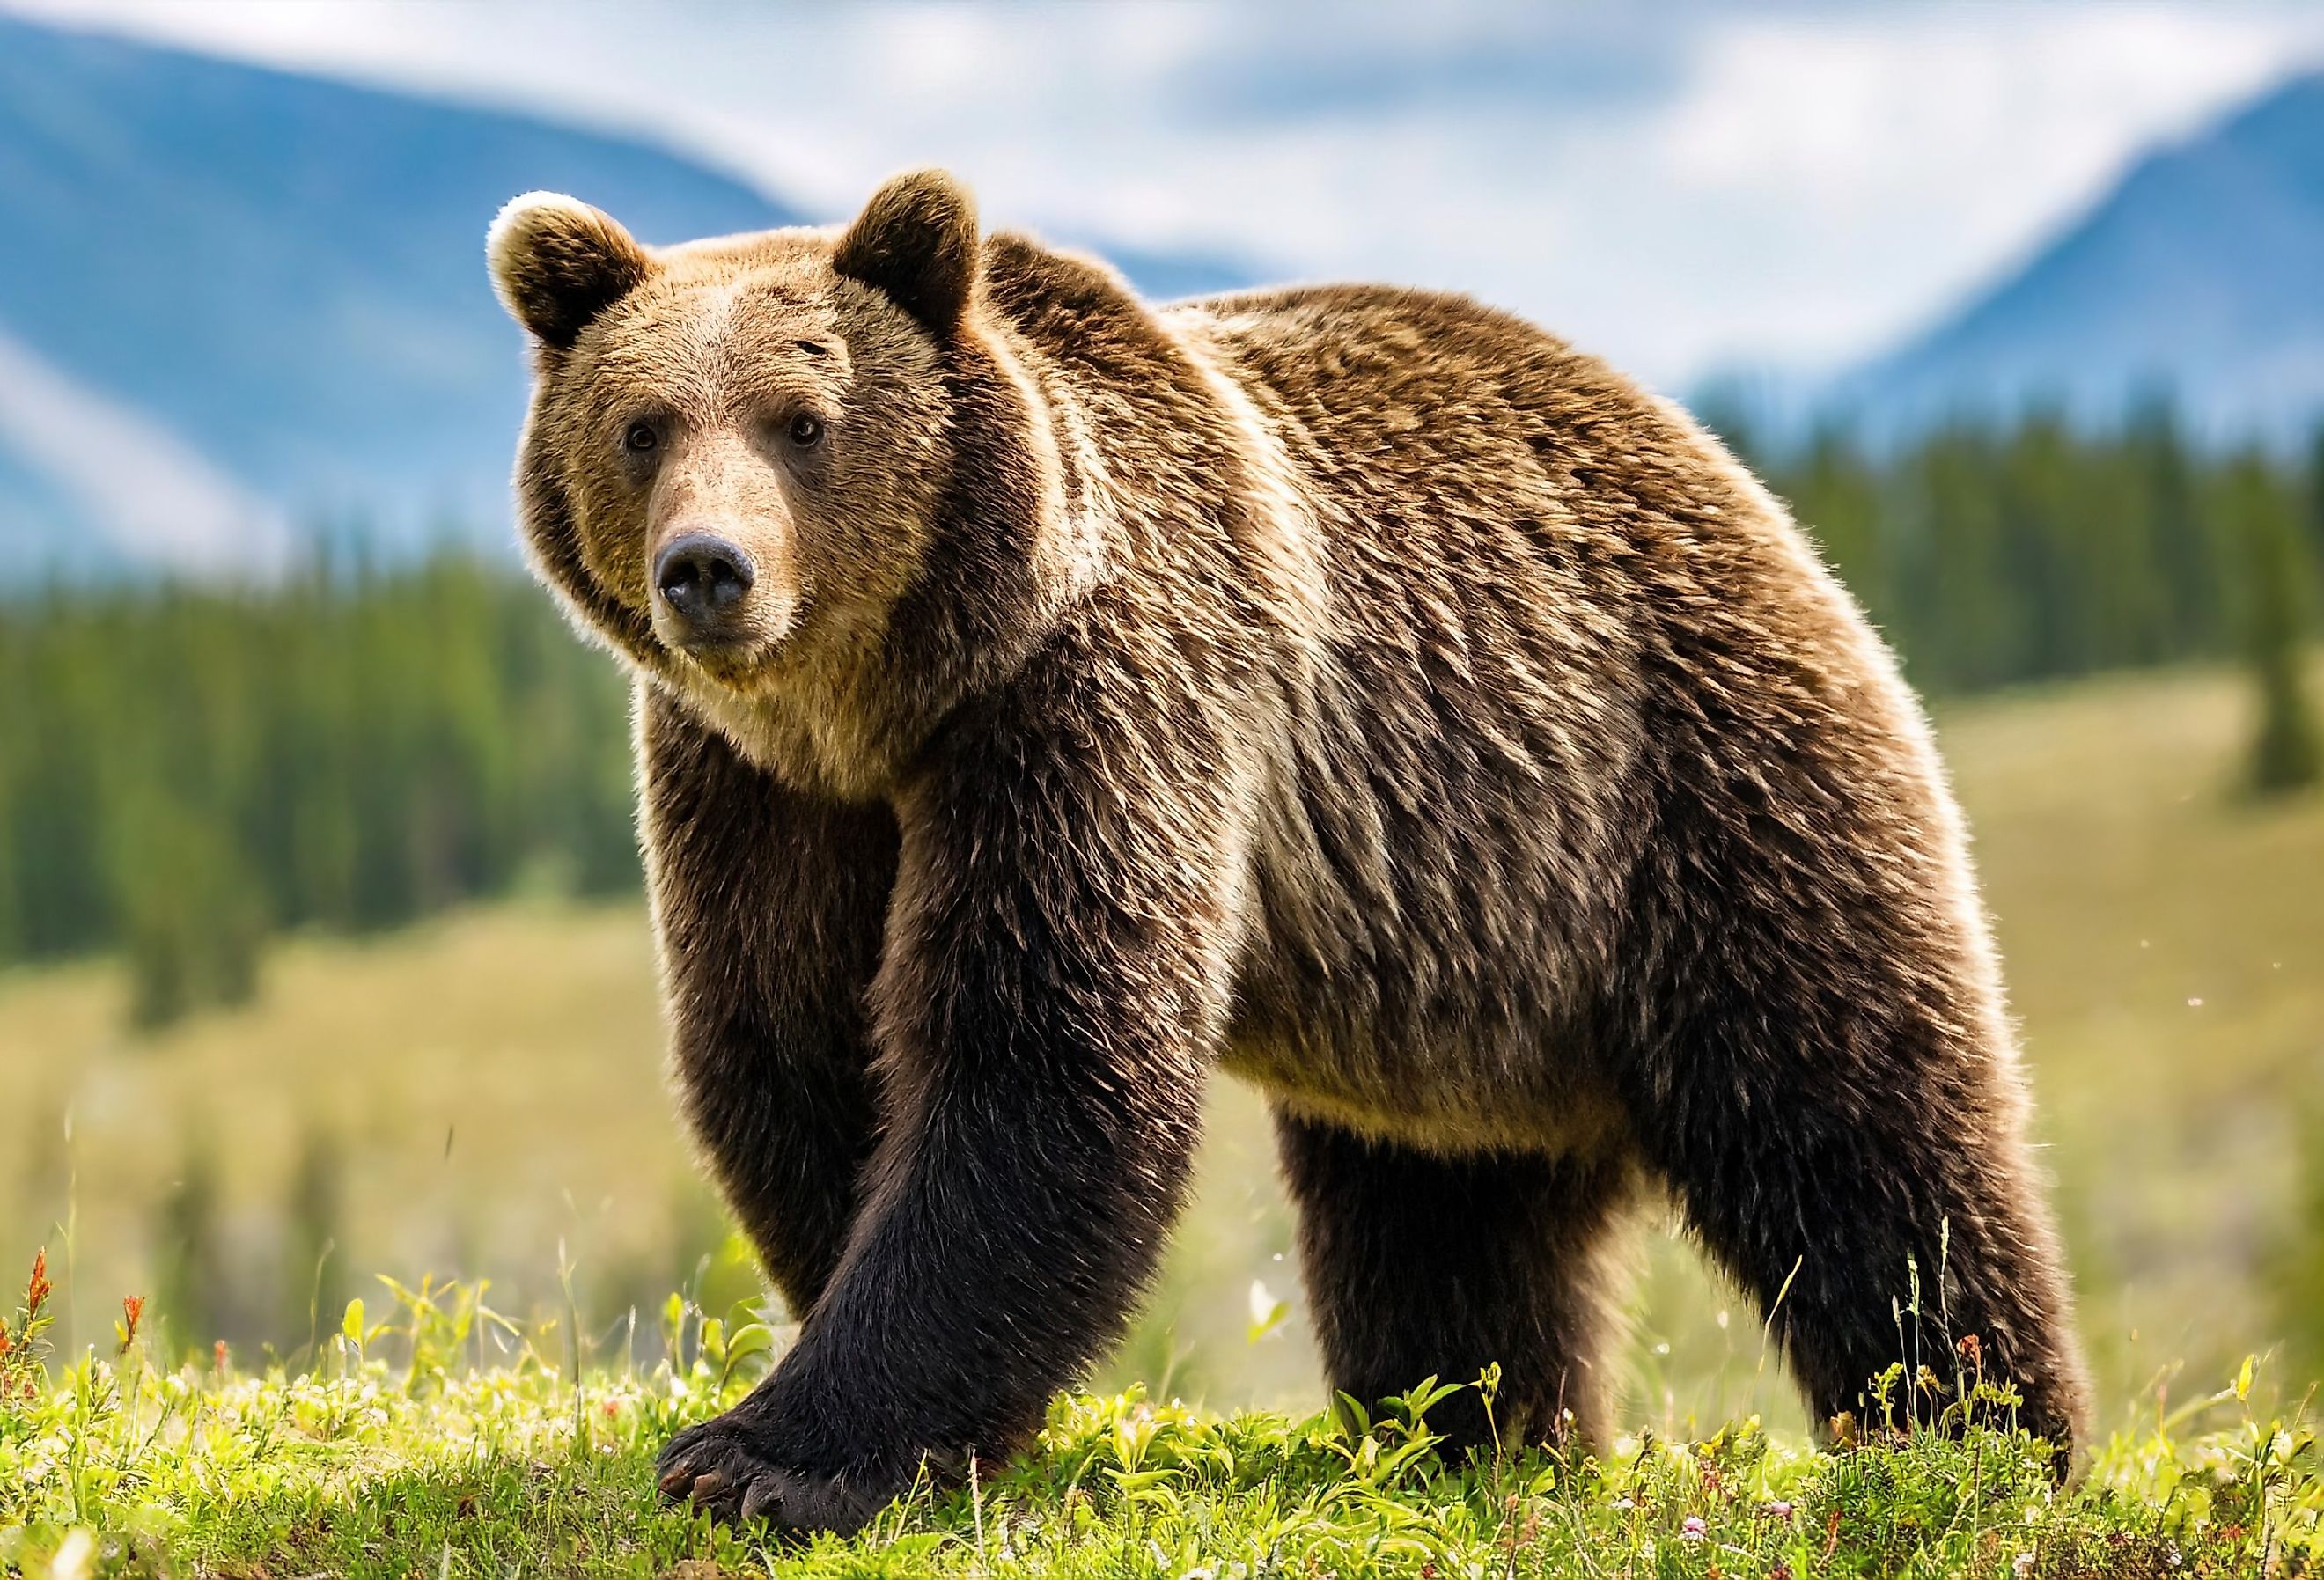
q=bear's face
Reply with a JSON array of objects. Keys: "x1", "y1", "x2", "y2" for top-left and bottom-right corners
[{"x1": 489, "y1": 173, "x2": 982, "y2": 696}]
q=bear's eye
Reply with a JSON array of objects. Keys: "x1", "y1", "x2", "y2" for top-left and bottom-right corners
[
  {"x1": 621, "y1": 419, "x2": 658, "y2": 454},
  {"x1": 786, "y1": 413, "x2": 824, "y2": 449}
]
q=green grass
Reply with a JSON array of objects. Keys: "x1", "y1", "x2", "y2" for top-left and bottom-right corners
[{"x1": 3, "y1": 1270, "x2": 2318, "y2": 1579}]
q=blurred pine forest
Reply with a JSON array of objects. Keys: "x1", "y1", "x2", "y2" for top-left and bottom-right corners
[
  {"x1": 0, "y1": 555, "x2": 638, "y2": 1026},
  {"x1": 1753, "y1": 408, "x2": 2323, "y2": 695},
  {"x1": 1, "y1": 407, "x2": 2319, "y2": 1029}
]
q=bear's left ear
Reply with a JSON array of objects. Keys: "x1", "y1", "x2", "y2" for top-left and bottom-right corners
[
  {"x1": 834, "y1": 169, "x2": 980, "y2": 335},
  {"x1": 487, "y1": 192, "x2": 651, "y2": 350}
]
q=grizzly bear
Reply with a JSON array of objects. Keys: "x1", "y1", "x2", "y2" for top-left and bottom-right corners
[{"x1": 487, "y1": 169, "x2": 2087, "y2": 1532}]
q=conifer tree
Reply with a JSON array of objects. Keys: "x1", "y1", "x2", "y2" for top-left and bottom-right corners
[{"x1": 2225, "y1": 452, "x2": 2321, "y2": 795}]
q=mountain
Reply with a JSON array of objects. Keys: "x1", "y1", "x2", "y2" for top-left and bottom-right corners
[
  {"x1": 0, "y1": 15, "x2": 1249, "y2": 579},
  {"x1": 1835, "y1": 70, "x2": 2324, "y2": 448}
]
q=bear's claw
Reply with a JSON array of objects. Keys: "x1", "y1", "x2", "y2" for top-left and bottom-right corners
[{"x1": 656, "y1": 1415, "x2": 886, "y2": 1534}]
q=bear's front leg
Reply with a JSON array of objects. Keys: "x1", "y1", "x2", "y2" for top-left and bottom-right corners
[
  {"x1": 641, "y1": 687, "x2": 904, "y2": 1319},
  {"x1": 657, "y1": 669, "x2": 1239, "y2": 1532}
]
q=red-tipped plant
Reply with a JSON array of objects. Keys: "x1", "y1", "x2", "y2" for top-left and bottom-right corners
[
  {"x1": 26, "y1": 1248, "x2": 51, "y2": 1318},
  {"x1": 2, "y1": 1247, "x2": 58, "y2": 1404},
  {"x1": 118, "y1": 1294, "x2": 147, "y2": 1357}
]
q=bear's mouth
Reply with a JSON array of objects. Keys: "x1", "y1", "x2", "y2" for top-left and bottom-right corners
[
  {"x1": 661, "y1": 616, "x2": 821, "y2": 698},
  {"x1": 650, "y1": 590, "x2": 800, "y2": 681},
  {"x1": 663, "y1": 629, "x2": 781, "y2": 687}
]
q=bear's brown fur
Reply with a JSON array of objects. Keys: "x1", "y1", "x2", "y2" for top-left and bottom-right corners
[{"x1": 488, "y1": 170, "x2": 2088, "y2": 1532}]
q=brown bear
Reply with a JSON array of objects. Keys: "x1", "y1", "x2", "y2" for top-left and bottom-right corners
[{"x1": 487, "y1": 168, "x2": 2088, "y2": 1532}]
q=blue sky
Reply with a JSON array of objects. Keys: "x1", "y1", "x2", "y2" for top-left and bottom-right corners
[{"x1": 9, "y1": 0, "x2": 2324, "y2": 390}]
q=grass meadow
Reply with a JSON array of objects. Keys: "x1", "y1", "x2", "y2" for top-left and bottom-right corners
[{"x1": 3, "y1": 655, "x2": 2322, "y2": 1574}]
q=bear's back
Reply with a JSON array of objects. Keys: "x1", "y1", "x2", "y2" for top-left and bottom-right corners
[{"x1": 1173, "y1": 282, "x2": 1748, "y2": 572}]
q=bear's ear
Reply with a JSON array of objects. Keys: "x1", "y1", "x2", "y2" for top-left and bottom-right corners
[
  {"x1": 833, "y1": 169, "x2": 980, "y2": 335},
  {"x1": 487, "y1": 193, "x2": 651, "y2": 350}
]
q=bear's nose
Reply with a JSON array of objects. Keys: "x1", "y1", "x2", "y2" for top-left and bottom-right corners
[{"x1": 654, "y1": 533, "x2": 756, "y2": 628}]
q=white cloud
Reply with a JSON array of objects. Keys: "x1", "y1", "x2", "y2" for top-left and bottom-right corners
[
  {"x1": 5, "y1": 0, "x2": 2321, "y2": 389},
  {"x1": 1651, "y1": 8, "x2": 2310, "y2": 364},
  {"x1": 0, "y1": 326, "x2": 292, "y2": 577}
]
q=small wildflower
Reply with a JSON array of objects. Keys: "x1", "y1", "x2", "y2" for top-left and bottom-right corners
[
  {"x1": 214, "y1": 1339, "x2": 231, "y2": 1371},
  {"x1": 1762, "y1": 1499, "x2": 1795, "y2": 1521},
  {"x1": 1611, "y1": 1495, "x2": 1635, "y2": 1511},
  {"x1": 1680, "y1": 1516, "x2": 1708, "y2": 1542},
  {"x1": 123, "y1": 1295, "x2": 145, "y2": 1343},
  {"x1": 26, "y1": 1248, "x2": 52, "y2": 1314},
  {"x1": 2013, "y1": 1554, "x2": 2035, "y2": 1578}
]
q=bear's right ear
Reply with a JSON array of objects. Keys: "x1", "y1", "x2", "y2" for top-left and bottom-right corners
[
  {"x1": 834, "y1": 169, "x2": 980, "y2": 335},
  {"x1": 487, "y1": 193, "x2": 651, "y2": 350}
]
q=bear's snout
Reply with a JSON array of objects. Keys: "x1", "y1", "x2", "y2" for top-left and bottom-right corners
[{"x1": 653, "y1": 532, "x2": 757, "y2": 642}]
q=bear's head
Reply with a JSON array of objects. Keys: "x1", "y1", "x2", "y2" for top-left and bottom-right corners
[{"x1": 489, "y1": 170, "x2": 1070, "y2": 791}]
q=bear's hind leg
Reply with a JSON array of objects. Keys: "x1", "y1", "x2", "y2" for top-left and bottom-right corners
[
  {"x1": 1272, "y1": 1109, "x2": 1636, "y2": 1453},
  {"x1": 1634, "y1": 1017, "x2": 2089, "y2": 1467}
]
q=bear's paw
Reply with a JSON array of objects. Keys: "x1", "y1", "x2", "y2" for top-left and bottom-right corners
[{"x1": 656, "y1": 1411, "x2": 895, "y2": 1535}]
